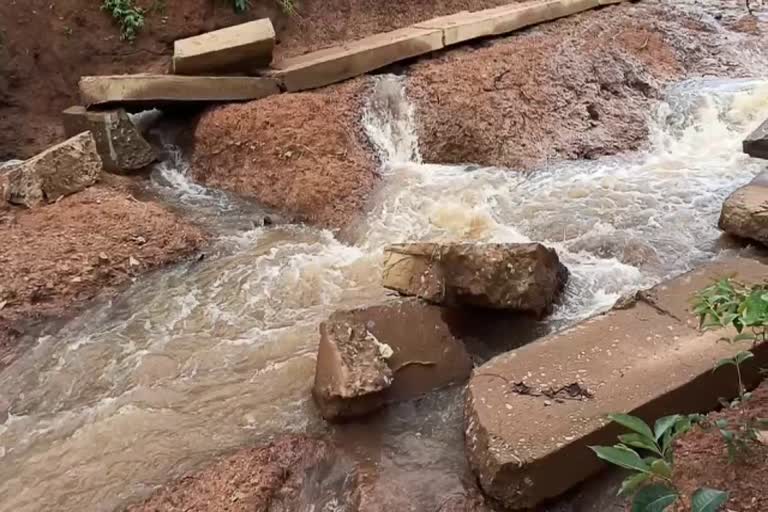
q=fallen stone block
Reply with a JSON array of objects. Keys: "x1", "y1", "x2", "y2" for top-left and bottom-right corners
[
  {"x1": 313, "y1": 298, "x2": 473, "y2": 421},
  {"x1": 382, "y1": 243, "x2": 568, "y2": 317},
  {"x1": 173, "y1": 19, "x2": 275, "y2": 75},
  {"x1": 465, "y1": 256, "x2": 768, "y2": 510},
  {"x1": 744, "y1": 118, "x2": 768, "y2": 160},
  {"x1": 4, "y1": 132, "x2": 101, "y2": 207},
  {"x1": 62, "y1": 106, "x2": 157, "y2": 173},
  {"x1": 79, "y1": 75, "x2": 280, "y2": 108},
  {"x1": 415, "y1": 0, "x2": 599, "y2": 46},
  {"x1": 719, "y1": 171, "x2": 768, "y2": 246},
  {"x1": 272, "y1": 27, "x2": 443, "y2": 92}
]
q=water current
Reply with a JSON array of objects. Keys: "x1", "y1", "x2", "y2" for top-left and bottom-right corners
[{"x1": 2, "y1": 71, "x2": 768, "y2": 512}]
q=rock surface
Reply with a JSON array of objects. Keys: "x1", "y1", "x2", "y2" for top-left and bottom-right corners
[
  {"x1": 62, "y1": 106, "x2": 157, "y2": 173},
  {"x1": 79, "y1": 75, "x2": 279, "y2": 109},
  {"x1": 313, "y1": 298, "x2": 473, "y2": 421},
  {"x1": 173, "y1": 18, "x2": 275, "y2": 75},
  {"x1": 465, "y1": 256, "x2": 768, "y2": 509},
  {"x1": 719, "y1": 171, "x2": 768, "y2": 246},
  {"x1": 382, "y1": 243, "x2": 568, "y2": 317},
  {"x1": 4, "y1": 132, "x2": 101, "y2": 207},
  {"x1": 744, "y1": 118, "x2": 768, "y2": 159}
]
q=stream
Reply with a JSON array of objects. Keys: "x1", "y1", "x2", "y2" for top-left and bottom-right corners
[{"x1": 2, "y1": 60, "x2": 768, "y2": 512}]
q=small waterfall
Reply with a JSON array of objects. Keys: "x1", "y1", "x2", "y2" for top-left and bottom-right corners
[{"x1": 362, "y1": 75, "x2": 422, "y2": 168}]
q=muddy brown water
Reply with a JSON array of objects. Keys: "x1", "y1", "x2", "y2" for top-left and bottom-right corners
[{"x1": 3, "y1": 16, "x2": 768, "y2": 512}]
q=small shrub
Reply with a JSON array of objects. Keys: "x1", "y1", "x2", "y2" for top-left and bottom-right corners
[
  {"x1": 102, "y1": 0, "x2": 145, "y2": 41},
  {"x1": 232, "y1": 0, "x2": 297, "y2": 15},
  {"x1": 591, "y1": 414, "x2": 728, "y2": 512}
]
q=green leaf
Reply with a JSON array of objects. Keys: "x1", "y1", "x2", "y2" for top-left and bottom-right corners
[
  {"x1": 619, "y1": 472, "x2": 651, "y2": 496},
  {"x1": 735, "y1": 351, "x2": 754, "y2": 365},
  {"x1": 714, "y1": 357, "x2": 736, "y2": 371},
  {"x1": 650, "y1": 459, "x2": 673, "y2": 479},
  {"x1": 654, "y1": 415, "x2": 682, "y2": 442},
  {"x1": 590, "y1": 445, "x2": 651, "y2": 474},
  {"x1": 619, "y1": 433, "x2": 662, "y2": 456},
  {"x1": 609, "y1": 413, "x2": 655, "y2": 440},
  {"x1": 691, "y1": 488, "x2": 728, "y2": 512},
  {"x1": 632, "y1": 483, "x2": 679, "y2": 512}
]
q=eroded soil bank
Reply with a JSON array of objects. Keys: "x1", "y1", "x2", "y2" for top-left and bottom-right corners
[
  {"x1": 0, "y1": 178, "x2": 206, "y2": 370},
  {"x1": 191, "y1": 0, "x2": 765, "y2": 230}
]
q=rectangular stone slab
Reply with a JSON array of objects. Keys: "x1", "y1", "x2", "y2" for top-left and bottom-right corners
[
  {"x1": 414, "y1": 0, "x2": 599, "y2": 46},
  {"x1": 465, "y1": 255, "x2": 768, "y2": 509},
  {"x1": 744, "y1": 118, "x2": 768, "y2": 160},
  {"x1": 173, "y1": 19, "x2": 275, "y2": 75},
  {"x1": 79, "y1": 75, "x2": 280, "y2": 108},
  {"x1": 272, "y1": 27, "x2": 444, "y2": 92}
]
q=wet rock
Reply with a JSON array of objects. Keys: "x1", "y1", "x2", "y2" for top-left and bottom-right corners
[
  {"x1": 313, "y1": 298, "x2": 473, "y2": 421},
  {"x1": 719, "y1": 171, "x2": 768, "y2": 246},
  {"x1": 465, "y1": 256, "x2": 768, "y2": 510},
  {"x1": 4, "y1": 132, "x2": 101, "y2": 207},
  {"x1": 62, "y1": 106, "x2": 157, "y2": 174},
  {"x1": 743, "y1": 118, "x2": 768, "y2": 159},
  {"x1": 382, "y1": 243, "x2": 568, "y2": 317},
  {"x1": 128, "y1": 435, "x2": 336, "y2": 512}
]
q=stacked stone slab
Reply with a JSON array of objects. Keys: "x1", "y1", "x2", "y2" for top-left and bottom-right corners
[
  {"x1": 465, "y1": 256, "x2": 768, "y2": 509},
  {"x1": 173, "y1": 19, "x2": 275, "y2": 75},
  {"x1": 1, "y1": 132, "x2": 101, "y2": 208},
  {"x1": 743, "y1": 118, "x2": 768, "y2": 159},
  {"x1": 313, "y1": 298, "x2": 473, "y2": 421},
  {"x1": 382, "y1": 243, "x2": 568, "y2": 317},
  {"x1": 414, "y1": 0, "x2": 600, "y2": 46},
  {"x1": 79, "y1": 75, "x2": 280, "y2": 108},
  {"x1": 62, "y1": 106, "x2": 157, "y2": 173},
  {"x1": 719, "y1": 170, "x2": 768, "y2": 246},
  {"x1": 272, "y1": 27, "x2": 444, "y2": 92}
]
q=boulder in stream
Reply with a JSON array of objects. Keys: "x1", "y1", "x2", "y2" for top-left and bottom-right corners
[
  {"x1": 743, "y1": 118, "x2": 768, "y2": 160},
  {"x1": 313, "y1": 298, "x2": 473, "y2": 421},
  {"x1": 382, "y1": 242, "x2": 568, "y2": 317},
  {"x1": 4, "y1": 132, "x2": 101, "y2": 207},
  {"x1": 719, "y1": 170, "x2": 768, "y2": 246}
]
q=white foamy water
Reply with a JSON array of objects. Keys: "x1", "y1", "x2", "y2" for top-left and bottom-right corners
[{"x1": 1, "y1": 74, "x2": 768, "y2": 512}]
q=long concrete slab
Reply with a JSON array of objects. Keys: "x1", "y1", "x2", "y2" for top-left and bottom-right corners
[
  {"x1": 79, "y1": 75, "x2": 280, "y2": 108},
  {"x1": 465, "y1": 255, "x2": 768, "y2": 509},
  {"x1": 744, "y1": 118, "x2": 768, "y2": 160},
  {"x1": 415, "y1": 0, "x2": 599, "y2": 46},
  {"x1": 173, "y1": 19, "x2": 275, "y2": 75},
  {"x1": 271, "y1": 27, "x2": 444, "y2": 92}
]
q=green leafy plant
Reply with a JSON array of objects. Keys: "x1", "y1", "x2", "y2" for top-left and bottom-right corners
[
  {"x1": 591, "y1": 413, "x2": 728, "y2": 512},
  {"x1": 102, "y1": 0, "x2": 145, "y2": 41},
  {"x1": 232, "y1": 0, "x2": 297, "y2": 15},
  {"x1": 693, "y1": 278, "x2": 768, "y2": 461}
]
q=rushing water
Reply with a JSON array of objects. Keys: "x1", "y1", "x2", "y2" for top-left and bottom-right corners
[{"x1": 2, "y1": 71, "x2": 768, "y2": 511}]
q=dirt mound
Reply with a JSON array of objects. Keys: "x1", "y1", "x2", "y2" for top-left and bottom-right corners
[
  {"x1": 0, "y1": 179, "x2": 206, "y2": 370},
  {"x1": 191, "y1": 80, "x2": 377, "y2": 228},
  {"x1": 128, "y1": 435, "x2": 335, "y2": 512},
  {"x1": 408, "y1": 1, "x2": 755, "y2": 170},
  {"x1": 407, "y1": 4, "x2": 665, "y2": 169},
  {"x1": 673, "y1": 381, "x2": 768, "y2": 512}
]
